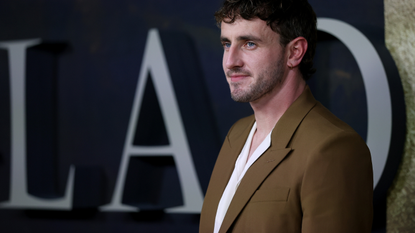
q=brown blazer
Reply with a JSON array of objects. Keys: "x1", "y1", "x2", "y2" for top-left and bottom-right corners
[{"x1": 200, "y1": 87, "x2": 373, "y2": 233}]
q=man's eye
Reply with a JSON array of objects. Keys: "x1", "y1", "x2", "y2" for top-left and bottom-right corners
[
  {"x1": 223, "y1": 43, "x2": 231, "y2": 49},
  {"x1": 246, "y1": 42, "x2": 256, "y2": 48}
]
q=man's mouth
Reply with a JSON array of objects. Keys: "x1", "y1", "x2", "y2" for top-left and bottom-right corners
[{"x1": 228, "y1": 75, "x2": 249, "y2": 82}]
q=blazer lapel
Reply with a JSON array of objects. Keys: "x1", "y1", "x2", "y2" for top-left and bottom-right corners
[
  {"x1": 201, "y1": 116, "x2": 255, "y2": 232},
  {"x1": 217, "y1": 117, "x2": 256, "y2": 195},
  {"x1": 219, "y1": 148, "x2": 292, "y2": 233},
  {"x1": 219, "y1": 86, "x2": 317, "y2": 232},
  {"x1": 213, "y1": 116, "x2": 256, "y2": 200}
]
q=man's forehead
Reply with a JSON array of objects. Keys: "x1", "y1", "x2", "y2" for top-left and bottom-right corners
[{"x1": 220, "y1": 17, "x2": 277, "y2": 39}]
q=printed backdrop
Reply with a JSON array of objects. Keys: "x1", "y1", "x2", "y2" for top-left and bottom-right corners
[{"x1": 0, "y1": 0, "x2": 405, "y2": 232}]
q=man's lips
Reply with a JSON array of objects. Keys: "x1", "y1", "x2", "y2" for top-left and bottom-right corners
[{"x1": 228, "y1": 75, "x2": 249, "y2": 82}]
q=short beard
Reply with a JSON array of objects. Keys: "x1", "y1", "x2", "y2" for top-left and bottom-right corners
[{"x1": 230, "y1": 60, "x2": 284, "y2": 103}]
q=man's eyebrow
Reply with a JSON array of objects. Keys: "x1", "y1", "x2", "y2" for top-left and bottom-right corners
[
  {"x1": 237, "y1": 35, "x2": 262, "y2": 42},
  {"x1": 220, "y1": 37, "x2": 230, "y2": 43},
  {"x1": 220, "y1": 35, "x2": 263, "y2": 43}
]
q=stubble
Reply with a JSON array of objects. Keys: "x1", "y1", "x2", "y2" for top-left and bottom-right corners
[{"x1": 230, "y1": 59, "x2": 284, "y2": 103}]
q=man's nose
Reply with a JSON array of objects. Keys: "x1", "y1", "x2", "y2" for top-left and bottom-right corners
[{"x1": 224, "y1": 47, "x2": 243, "y2": 69}]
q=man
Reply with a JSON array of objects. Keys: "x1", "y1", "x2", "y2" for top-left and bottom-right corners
[{"x1": 199, "y1": 0, "x2": 373, "y2": 232}]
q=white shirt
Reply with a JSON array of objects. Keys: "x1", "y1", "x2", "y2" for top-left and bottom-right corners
[{"x1": 214, "y1": 122, "x2": 272, "y2": 233}]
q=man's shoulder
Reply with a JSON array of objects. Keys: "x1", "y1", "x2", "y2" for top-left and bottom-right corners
[
  {"x1": 305, "y1": 102, "x2": 357, "y2": 135},
  {"x1": 294, "y1": 101, "x2": 367, "y2": 150}
]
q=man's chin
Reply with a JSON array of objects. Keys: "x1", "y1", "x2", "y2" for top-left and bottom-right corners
[{"x1": 231, "y1": 93, "x2": 251, "y2": 103}]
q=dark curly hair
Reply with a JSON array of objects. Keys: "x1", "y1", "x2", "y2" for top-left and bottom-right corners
[{"x1": 215, "y1": 0, "x2": 317, "y2": 80}]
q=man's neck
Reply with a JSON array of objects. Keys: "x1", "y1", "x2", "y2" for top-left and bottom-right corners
[
  {"x1": 250, "y1": 74, "x2": 306, "y2": 136},
  {"x1": 246, "y1": 73, "x2": 306, "y2": 161}
]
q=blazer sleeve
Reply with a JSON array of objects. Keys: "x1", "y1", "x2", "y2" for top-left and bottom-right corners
[{"x1": 300, "y1": 130, "x2": 373, "y2": 233}]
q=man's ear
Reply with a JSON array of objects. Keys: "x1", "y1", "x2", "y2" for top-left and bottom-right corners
[{"x1": 286, "y1": 37, "x2": 308, "y2": 69}]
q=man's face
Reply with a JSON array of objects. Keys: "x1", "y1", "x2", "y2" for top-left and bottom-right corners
[{"x1": 220, "y1": 17, "x2": 286, "y2": 103}]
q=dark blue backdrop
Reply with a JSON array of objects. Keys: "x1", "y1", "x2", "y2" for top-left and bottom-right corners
[{"x1": 0, "y1": 0, "x2": 404, "y2": 232}]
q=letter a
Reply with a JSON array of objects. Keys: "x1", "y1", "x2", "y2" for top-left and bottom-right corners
[{"x1": 102, "y1": 29, "x2": 204, "y2": 213}]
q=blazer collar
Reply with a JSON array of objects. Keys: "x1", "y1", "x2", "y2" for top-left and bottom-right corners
[
  {"x1": 227, "y1": 86, "x2": 317, "y2": 150},
  {"x1": 219, "y1": 86, "x2": 317, "y2": 233},
  {"x1": 272, "y1": 85, "x2": 317, "y2": 149}
]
